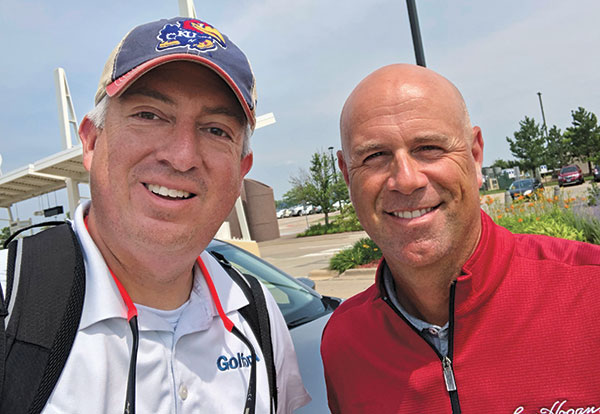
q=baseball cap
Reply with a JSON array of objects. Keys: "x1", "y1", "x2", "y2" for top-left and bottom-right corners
[{"x1": 95, "y1": 17, "x2": 256, "y2": 128}]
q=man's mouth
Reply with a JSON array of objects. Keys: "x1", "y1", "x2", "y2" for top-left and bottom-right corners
[
  {"x1": 388, "y1": 204, "x2": 440, "y2": 219},
  {"x1": 144, "y1": 183, "x2": 195, "y2": 200}
]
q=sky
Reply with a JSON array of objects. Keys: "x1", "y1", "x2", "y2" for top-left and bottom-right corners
[{"x1": 1, "y1": 0, "x2": 600, "y2": 222}]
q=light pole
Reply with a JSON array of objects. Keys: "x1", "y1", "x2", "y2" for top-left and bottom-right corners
[
  {"x1": 328, "y1": 146, "x2": 337, "y2": 179},
  {"x1": 537, "y1": 92, "x2": 549, "y2": 138},
  {"x1": 328, "y1": 146, "x2": 341, "y2": 209},
  {"x1": 406, "y1": 0, "x2": 426, "y2": 67}
]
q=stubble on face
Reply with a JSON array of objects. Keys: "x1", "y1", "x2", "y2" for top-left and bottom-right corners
[{"x1": 338, "y1": 64, "x2": 483, "y2": 275}]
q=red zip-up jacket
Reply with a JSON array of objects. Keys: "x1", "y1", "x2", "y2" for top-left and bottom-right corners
[{"x1": 321, "y1": 211, "x2": 600, "y2": 413}]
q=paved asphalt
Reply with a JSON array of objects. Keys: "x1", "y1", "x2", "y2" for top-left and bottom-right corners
[{"x1": 257, "y1": 214, "x2": 377, "y2": 299}]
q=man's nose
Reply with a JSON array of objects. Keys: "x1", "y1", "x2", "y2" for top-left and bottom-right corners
[
  {"x1": 386, "y1": 152, "x2": 428, "y2": 194},
  {"x1": 156, "y1": 121, "x2": 200, "y2": 172}
]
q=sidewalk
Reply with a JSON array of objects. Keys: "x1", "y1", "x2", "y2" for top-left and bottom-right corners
[{"x1": 257, "y1": 218, "x2": 376, "y2": 299}]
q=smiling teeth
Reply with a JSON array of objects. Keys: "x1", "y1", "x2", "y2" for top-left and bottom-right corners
[
  {"x1": 146, "y1": 184, "x2": 190, "y2": 199},
  {"x1": 393, "y1": 207, "x2": 433, "y2": 219}
]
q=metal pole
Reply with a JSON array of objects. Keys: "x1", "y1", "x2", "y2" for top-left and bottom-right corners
[
  {"x1": 537, "y1": 92, "x2": 549, "y2": 138},
  {"x1": 328, "y1": 146, "x2": 337, "y2": 178},
  {"x1": 406, "y1": 0, "x2": 426, "y2": 67}
]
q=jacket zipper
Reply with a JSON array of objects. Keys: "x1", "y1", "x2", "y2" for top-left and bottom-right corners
[{"x1": 382, "y1": 280, "x2": 461, "y2": 413}]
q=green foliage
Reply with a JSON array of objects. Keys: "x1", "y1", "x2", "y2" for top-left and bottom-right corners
[
  {"x1": 490, "y1": 159, "x2": 521, "y2": 169},
  {"x1": 544, "y1": 125, "x2": 572, "y2": 170},
  {"x1": 275, "y1": 199, "x2": 290, "y2": 210},
  {"x1": 493, "y1": 201, "x2": 600, "y2": 245},
  {"x1": 496, "y1": 211, "x2": 585, "y2": 241},
  {"x1": 285, "y1": 150, "x2": 350, "y2": 226},
  {"x1": 587, "y1": 182, "x2": 600, "y2": 207},
  {"x1": 0, "y1": 226, "x2": 9, "y2": 248},
  {"x1": 506, "y1": 116, "x2": 546, "y2": 176},
  {"x1": 564, "y1": 107, "x2": 600, "y2": 171},
  {"x1": 329, "y1": 238, "x2": 382, "y2": 274},
  {"x1": 297, "y1": 205, "x2": 362, "y2": 237}
]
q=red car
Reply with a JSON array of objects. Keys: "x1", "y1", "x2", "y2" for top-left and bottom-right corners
[{"x1": 558, "y1": 165, "x2": 584, "y2": 187}]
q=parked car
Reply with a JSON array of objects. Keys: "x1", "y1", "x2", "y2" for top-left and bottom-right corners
[
  {"x1": 303, "y1": 205, "x2": 316, "y2": 215},
  {"x1": 593, "y1": 166, "x2": 600, "y2": 182},
  {"x1": 207, "y1": 239, "x2": 341, "y2": 414},
  {"x1": 509, "y1": 178, "x2": 544, "y2": 200},
  {"x1": 276, "y1": 209, "x2": 286, "y2": 219},
  {"x1": 558, "y1": 165, "x2": 584, "y2": 187},
  {"x1": 290, "y1": 205, "x2": 305, "y2": 216}
]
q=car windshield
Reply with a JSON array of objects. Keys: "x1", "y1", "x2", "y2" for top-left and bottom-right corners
[
  {"x1": 207, "y1": 240, "x2": 331, "y2": 328},
  {"x1": 510, "y1": 179, "x2": 533, "y2": 190},
  {"x1": 561, "y1": 166, "x2": 578, "y2": 173}
]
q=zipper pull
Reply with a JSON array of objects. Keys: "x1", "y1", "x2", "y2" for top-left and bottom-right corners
[{"x1": 442, "y1": 356, "x2": 457, "y2": 392}]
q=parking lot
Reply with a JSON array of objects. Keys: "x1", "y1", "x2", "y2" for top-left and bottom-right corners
[{"x1": 258, "y1": 214, "x2": 377, "y2": 299}]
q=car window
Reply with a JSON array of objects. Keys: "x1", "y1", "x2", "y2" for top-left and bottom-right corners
[
  {"x1": 561, "y1": 166, "x2": 578, "y2": 173},
  {"x1": 208, "y1": 241, "x2": 330, "y2": 327}
]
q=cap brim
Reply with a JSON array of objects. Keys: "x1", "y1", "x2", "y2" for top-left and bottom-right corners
[{"x1": 105, "y1": 53, "x2": 255, "y2": 128}]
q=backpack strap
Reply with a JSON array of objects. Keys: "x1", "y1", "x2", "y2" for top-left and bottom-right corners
[
  {"x1": 209, "y1": 251, "x2": 278, "y2": 414},
  {"x1": 0, "y1": 223, "x2": 85, "y2": 414}
]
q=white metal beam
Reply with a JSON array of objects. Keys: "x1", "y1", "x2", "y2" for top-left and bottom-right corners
[
  {"x1": 54, "y1": 68, "x2": 80, "y2": 150},
  {"x1": 178, "y1": 0, "x2": 197, "y2": 18}
]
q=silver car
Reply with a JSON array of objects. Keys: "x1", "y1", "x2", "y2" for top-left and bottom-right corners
[{"x1": 207, "y1": 239, "x2": 340, "y2": 414}]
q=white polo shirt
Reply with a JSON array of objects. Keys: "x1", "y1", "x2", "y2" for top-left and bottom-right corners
[{"x1": 2, "y1": 202, "x2": 310, "y2": 413}]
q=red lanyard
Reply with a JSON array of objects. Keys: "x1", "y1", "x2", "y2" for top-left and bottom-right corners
[{"x1": 84, "y1": 217, "x2": 257, "y2": 414}]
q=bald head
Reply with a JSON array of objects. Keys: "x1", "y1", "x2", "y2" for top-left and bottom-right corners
[
  {"x1": 340, "y1": 64, "x2": 472, "y2": 156},
  {"x1": 335, "y1": 63, "x2": 485, "y2": 286}
]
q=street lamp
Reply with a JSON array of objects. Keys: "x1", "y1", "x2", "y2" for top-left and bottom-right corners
[
  {"x1": 537, "y1": 92, "x2": 549, "y2": 138},
  {"x1": 328, "y1": 146, "x2": 337, "y2": 178}
]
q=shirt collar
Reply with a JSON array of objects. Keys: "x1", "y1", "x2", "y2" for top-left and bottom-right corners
[
  {"x1": 72, "y1": 201, "x2": 250, "y2": 332},
  {"x1": 381, "y1": 262, "x2": 449, "y2": 332}
]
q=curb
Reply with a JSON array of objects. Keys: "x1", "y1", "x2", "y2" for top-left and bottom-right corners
[
  {"x1": 340, "y1": 268, "x2": 377, "y2": 278},
  {"x1": 308, "y1": 267, "x2": 377, "y2": 280},
  {"x1": 308, "y1": 269, "x2": 338, "y2": 280}
]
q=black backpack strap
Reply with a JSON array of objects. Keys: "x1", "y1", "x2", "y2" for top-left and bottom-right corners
[
  {"x1": 209, "y1": 251, "x2": 278, "y2": 414},
  {"x1": 0, "y1": 223, "x2": 85, "y2": 414}
]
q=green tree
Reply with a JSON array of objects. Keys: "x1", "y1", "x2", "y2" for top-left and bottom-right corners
[
  {"x1": 490, "y1": 159, "x2": 521, "y2": 170},
  {"x1": 0, "y1": 226, "x2": 10, "y2": 248},
  {"x1": 564, "y1": 107, "x2": 600, "y2": 173},
  {"x1": 506, "y1": 116, "x2": 546, "y2": 176},
  {"x1": 544, "y1": 125, "x2": 571, "y2": 170},
  {"x1": 285, "y1": 150, "x2": 349, "y2": 226}
]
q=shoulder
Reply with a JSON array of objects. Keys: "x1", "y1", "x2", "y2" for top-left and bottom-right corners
[
  {"x1": 322, "y1": 284, "x2": 378, "y2": 346},
  {"x1": 513, "y1": 232, "x2": 600, "y2": 267}
]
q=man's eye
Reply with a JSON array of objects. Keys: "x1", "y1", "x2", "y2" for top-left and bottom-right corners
[
  {"x1": 364, "y1": 151, "x2": 384, "y2": 162},
  {"x1": 418, "y1": 145, "x2": 443, "y2": 152},
  {"x1": 206, "y1": 127, "x2": 230, "y2": 138},
  {"x1": 134, "y1": 111, "x2": 160, "y2": 120}
]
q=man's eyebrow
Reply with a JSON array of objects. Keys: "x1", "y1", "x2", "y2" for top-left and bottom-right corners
[
  {"x1": 119, "y1": 87, "x2": 175, "y2": 105},
  {"x1": 352, "y1": 142, "x2": 385, "y2": 158},
  {"x1": 203, "y1": 106, "x2": 246, "y2": 127},
  {"x1": 119, "y1": 88, "x2": 246, "y2": 126}
]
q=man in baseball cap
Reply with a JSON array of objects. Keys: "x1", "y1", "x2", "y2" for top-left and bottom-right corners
[{"x1": 1, "y1": 17, "x2": 309, "y2": 414}]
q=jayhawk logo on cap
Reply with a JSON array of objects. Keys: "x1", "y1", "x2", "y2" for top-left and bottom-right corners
[{"x1": 157, "y1": 19, "x2": 227, "y2": 52}]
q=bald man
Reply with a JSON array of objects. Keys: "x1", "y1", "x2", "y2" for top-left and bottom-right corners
[{"x1": 320, "y1": 64, "x2": 600, "y2": 413}]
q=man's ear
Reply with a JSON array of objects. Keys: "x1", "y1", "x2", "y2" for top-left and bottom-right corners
[
  {"x1": 240, "y1": 151, "x2": 253, "y2": 179},
  {"x1": 79, "y1": 116, "x2": 100, "y2": 172},
  {"x1": 471, "y1": 126, "x2": 484, "y2": 187},
  {"x1": 337, "y1": 150, "x2": 350, "y2": 186}
]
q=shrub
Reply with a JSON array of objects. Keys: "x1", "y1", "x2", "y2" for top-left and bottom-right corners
[
  {"x1": 329, "y1": 238, "x2": 381, "y2": 274},
  {"x1": 297, "y1": 205, "x2": 363, "y2": 237}
]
